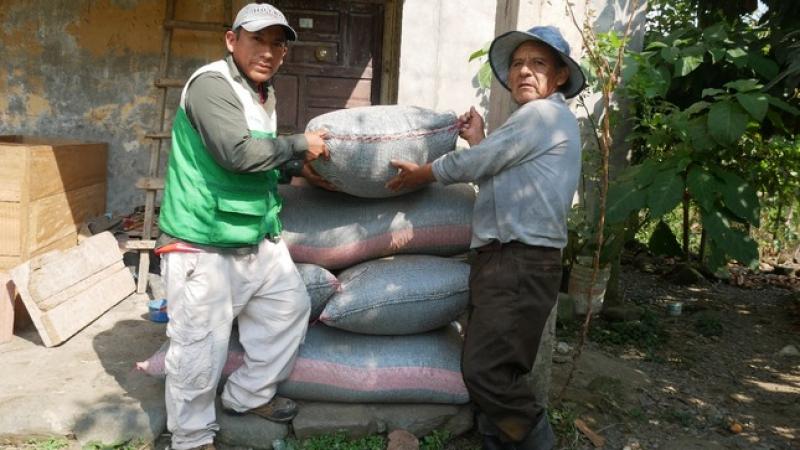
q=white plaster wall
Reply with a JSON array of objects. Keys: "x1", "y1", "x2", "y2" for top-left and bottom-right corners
[{"x1": 396, "y1": 0, "x2": 497, "y2": 117}]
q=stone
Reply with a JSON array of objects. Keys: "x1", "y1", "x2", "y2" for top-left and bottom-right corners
[
  {"x1": 387, "y1": 429, "x2": 419, "y2": 450},
  {"x1": 292, "y1": 402, "x2": 473, "y2": 440},
  {"x1": 778, "y1": 345, "x2": 800, "y2": 357},
  {"x1": 556, "y1": 293, "x2": 575, "y2": 323},
  {"x1": 552, "y1": 355, "x2": 572, "y2": 364},
  {"x1": 215, "y1": 403, "x2": 289, "y2": 449},
  {"x1": 292, "y1": 403, "x2": 380, "y2": 440},
  {"x1": 555, "y1": 341, "x2": 572, "y2": 355}
]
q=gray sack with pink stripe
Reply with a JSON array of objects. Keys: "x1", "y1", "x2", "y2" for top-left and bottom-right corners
[
  {"x1": 306, "y1": 105, "x2": 458, "y2": 198},
  {"x1": 136, "y1": 323, "x2": 469, "y2": 404},
  {"x1": 319, "y1": 255, "x2": 469, "y2": 335},
  {"x1": 278, "y1": 183, "x2": 475, "y2": 270}
]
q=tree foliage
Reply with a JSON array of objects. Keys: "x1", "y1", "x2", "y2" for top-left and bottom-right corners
[{"x1": 608, "y1": 2, "x2": 799, "y2": 273}]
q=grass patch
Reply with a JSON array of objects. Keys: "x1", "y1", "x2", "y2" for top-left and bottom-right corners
[
  {"x1": 28, "y1": 438, "x2": 69, "y2": 450},
  {"x1": 420, "y1": 430, "x2": 451, "y2": 450},
  {"x1": 549, "y1": 405, "x2": 579, "y2": 445},
  {"x1": 589, "y1": 310, "x2": 668, "y2": 353},
  {"x1": 281, "y1": 432, "x2": 385, "y2": 450}
]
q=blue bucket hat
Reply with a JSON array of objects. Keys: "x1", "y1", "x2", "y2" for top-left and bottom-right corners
[{"x1": 489, "y1": 25, "x2": 586, "y2": 99}]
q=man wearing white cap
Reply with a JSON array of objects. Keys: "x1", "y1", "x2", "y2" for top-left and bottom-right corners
[
  {"x1": 156, "y1": 3, "x2": 331, "y2": 449},
  {"x1": 387, "y1": 25, "x2": 586, "y2": 450}
]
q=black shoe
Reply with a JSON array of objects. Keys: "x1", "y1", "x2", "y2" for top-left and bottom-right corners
[
  {"x1": 514, "y1": 413, "x2": 555, "y2": 450},
  {"x1": 482, "y1": 434, "x2": 513, "y2": 450}
]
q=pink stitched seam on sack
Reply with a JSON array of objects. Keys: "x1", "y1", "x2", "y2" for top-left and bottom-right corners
[
  {"x1": 136, "y1": 353, "x2": 468, "y2": 397},
  {"x1": 325, "y1": 123, "x2": 459, "y2": 143},
  {"x1": 287, "y1": 357, "x2": 468, "y2": 396},
  {"x1": 287, "y1": 225, "x2": 472, "y2": 269}
]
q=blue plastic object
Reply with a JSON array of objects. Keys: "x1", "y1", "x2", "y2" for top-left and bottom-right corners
[{"x1": 148, "y1": 298, "x2": 169, "y2": 323}]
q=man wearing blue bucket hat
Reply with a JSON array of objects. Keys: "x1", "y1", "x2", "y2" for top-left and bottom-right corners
[{"x1": 388, "y1": 25, "x2": 586, "y2": 450}]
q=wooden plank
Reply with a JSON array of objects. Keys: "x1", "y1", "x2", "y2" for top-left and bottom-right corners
[
  {"x1": 0, "y1": 256, "x2": 20, "y2": 272},
  {"x1": 0, "y1": 202, "x2": 21, "y2": 257},
  {"x1": 0, "y1": 145, "x2": 24, "y2": 202},
  {"x1": 40, "y1": 266, "x2": 134, "y2": 347},
  {"x1": 9, "y1": 232, "x2": 134, "y2": 347},
  {"x1": 27, "y1": 143, "x2": 108, "y2": 201},
  {"x1": 27, "y1": 182, "x2": 106, "y2": 253},
  {"x1": 136, "y1": 177, "x2": 165, "y2": 190},
  {"x1": 27, "y1": 231, "x2": 121, "y2": 304},
  {"x1": 145, "y1": 132, "x2": 171, "y2": 140},
  {"x1": 124, "y1": 239, "x2": 156, "y2": 250},
  {"x1": 0, "y1": 272, "x2": 12, "y2": 343},
  {"x1": 29, "y1": 233, "x2": 78, "y2": 258},
  {"x1": 37, "y1": 261, "x2": 126, "y2": 312}
]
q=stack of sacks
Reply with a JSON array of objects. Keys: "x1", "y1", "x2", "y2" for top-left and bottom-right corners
[
  {"x1": 137, "y1": 105, "x2": 474, "y2": 405},
  {"x1": 275, "y1": 105, "x2": 474, "y2": 404}
]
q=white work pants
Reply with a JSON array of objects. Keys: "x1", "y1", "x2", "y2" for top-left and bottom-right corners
[{"x1": 162, "y1": 239, "x2": 310, "y2": 450}]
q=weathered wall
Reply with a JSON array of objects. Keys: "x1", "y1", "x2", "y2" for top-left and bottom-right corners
[
  {"x1": 396, "y1": 0, "x2": 497, "y2": 119},
  {"x1": 1, "y1": 0, "x2": 646, "y2": 215},
  {"x1": 0, "y1": 0, "x2": 236, "y2": 214}
]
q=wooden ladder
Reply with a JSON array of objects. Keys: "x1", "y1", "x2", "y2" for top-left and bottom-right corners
[{"x1": 132, "y1": 0, "x2": 234, "y2": 294}]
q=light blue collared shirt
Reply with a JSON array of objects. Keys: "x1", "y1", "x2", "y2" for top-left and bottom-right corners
[{"x1": 432, "y1": 92, "x2": 581, "y2": 249}]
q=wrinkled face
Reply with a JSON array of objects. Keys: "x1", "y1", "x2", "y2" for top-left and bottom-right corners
[
  {"x1": 225, "y1": 26, "x2": 288, "y2": 84},
  {"x1": 508, "y1": 41, "x2": 569, "y2": 104}
]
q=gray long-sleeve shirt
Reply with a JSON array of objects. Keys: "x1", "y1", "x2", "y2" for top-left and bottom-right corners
[
  {"x1": 184, "y1": 54, "x2": 308, "y2": 174},
  {"x1": 431, "y1": 93, "x2": 581, "y2": 249}
]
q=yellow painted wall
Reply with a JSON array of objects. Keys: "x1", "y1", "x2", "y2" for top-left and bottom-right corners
[{"x1": 0, "y1": 0, "x2": 244, "y2": 213}]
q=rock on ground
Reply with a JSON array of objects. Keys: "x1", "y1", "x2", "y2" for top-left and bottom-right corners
[{"x1": 291, "y1": 402, "x2": 473, "y2": 440}]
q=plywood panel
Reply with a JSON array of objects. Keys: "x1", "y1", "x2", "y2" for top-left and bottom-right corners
[
  {"x1": 0, "y1": 145, "x2": 25, "y2": 202},
  {"x1": 28, "y1": 143, "x2": 108, "y2": 201},
  {"x1": 28, "y1": 183, "x2": 106, "y2": 252},
  {"x1": 0, "y1": 257, "x2": 21, "y2": 272},
  {"x1": 30, "y1": 233, "x2": 78, "y2": 258},
  {"x1": 38, "y1": 266, "x2": 134, "y2": 346},
  {"x1": 9, "y1": 231, "x2": 134, "y2": 347},
  {"x1": 28, "y1": 232, "x2": 121, "y2": 305},
  {"x1": 0, "y1": 202, "x2": 21, "y2": 256}
]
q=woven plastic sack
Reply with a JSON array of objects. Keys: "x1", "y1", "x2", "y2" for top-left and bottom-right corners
[
  {"x1": 306, "y1": 105, "x2": 458, "y2": 198},
  {"x1": 278, "y1": 183, "x2": 475, "y2": 270},
  {"x1": 320, "y1": 255, "x2": 469, "y2": 335},
  {"x1": 296, "y1": 263, "x2": 339, "y2": 321},
  {"x1": 136, "y1": 323, "x2": 469, "y2": 404}
]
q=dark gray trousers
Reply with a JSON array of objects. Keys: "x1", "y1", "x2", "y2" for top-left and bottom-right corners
[{"x1": 462, "y1": 241, "x2": 562, "y2": 442}]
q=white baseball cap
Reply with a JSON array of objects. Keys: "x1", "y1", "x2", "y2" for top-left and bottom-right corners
[{"x1": 232, "y1": 3, "x2": 298, "y2": 41}]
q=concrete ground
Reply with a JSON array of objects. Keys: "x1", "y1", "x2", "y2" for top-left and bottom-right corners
[
  {"x1": 0, "y1": 294, "x2": 472, "y2": 449},
  {"x1": 0, "y1": 293, "x2": 168, "y2": 446}
]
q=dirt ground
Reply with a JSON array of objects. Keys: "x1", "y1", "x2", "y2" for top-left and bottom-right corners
[
  {"x1": 549, "y1": 259, "x2": 799, "y2": 450},
  {"x1": 445, "y1": 256, "x2": 800, "y2": 450},
  {"x1": 3, "y1": 254, "x2": 798, "y2": 450}
]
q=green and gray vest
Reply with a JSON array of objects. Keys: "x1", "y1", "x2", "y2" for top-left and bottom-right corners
[{"x1": 160, "y1": 59, "x2": 282, "y2": 247}]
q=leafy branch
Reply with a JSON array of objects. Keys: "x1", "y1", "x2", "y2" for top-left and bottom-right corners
[{"x1": 558, "y1": 0, "x2": 640, "y2": 400}]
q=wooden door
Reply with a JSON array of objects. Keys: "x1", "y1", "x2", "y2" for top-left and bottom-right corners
[{"x1": 271, "y1": 0, "x2": 385, "y2": 134}]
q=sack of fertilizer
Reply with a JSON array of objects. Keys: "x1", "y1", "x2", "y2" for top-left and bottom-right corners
[
  {"x1": 136, "y1": 323, "x2": 470, "y2": 404},
  {"x1": 306, "y1": 105, "x2": 458, "y2": 198},
  {"x1": 296, "y1": 263, "x2": 339, "y2": 321},
  {"x1": 319, "y1": 255, "x2": 469, "y2": 335},
  {"x1": 279, "y1": 183, "x2": 475, "y2": 270}
]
